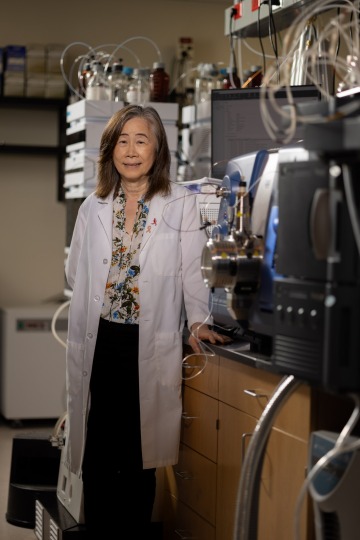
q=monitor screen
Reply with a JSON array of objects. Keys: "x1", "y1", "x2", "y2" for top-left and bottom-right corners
[{"x1": 211, "y1": 85, "x2": 321, "y2": 179}]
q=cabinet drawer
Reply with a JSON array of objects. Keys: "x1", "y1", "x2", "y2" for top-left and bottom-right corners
[
  {"x1": 163, "y1": 492, "x2": 216, "y2": 540},
  {"x1": 219, "y1": 356, "x2": 311, "y2": 439},
  {"x1": 219, "y1": 356, "x2": 279, "y2": 415},
  {"x1": 183, "y1": 348, "x2": 219, "y2": 399},
  {"x1": 181, "y1": 385, "x2": 218, "y2": 461},
  {"x1": 165, "y1": 443, "x2": 217, "y2": 525}
]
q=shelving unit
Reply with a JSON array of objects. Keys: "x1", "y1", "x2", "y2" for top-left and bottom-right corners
[{"x1": 0, "y1": 96, "x2": 68, "y2": 201}]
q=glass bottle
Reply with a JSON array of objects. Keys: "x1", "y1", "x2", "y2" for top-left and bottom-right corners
[
  {"x1": 222, "y1": 66, "x2": 241, "y2": 89},
  {"x1": 125, "y1": 67, "x2": 150, "y2": 105},
  {"x1": 194, "y1": 63, "x2": 218, "y2": 105},
  {"x1": 85, "y1": 61, "x2": 111, "y2": 100},
  {"x1": 78, "y1": 60, "x2": 93, "y2": 98},
  {"x1": 108, "y1": 62, "x2": 126, "y2": 102},
  {"x1": 249, "y1": 65, "x2": 263, "y2": 88},
  {"x1": 149, "y1": 61, "x2": 170, "y2": 102}
]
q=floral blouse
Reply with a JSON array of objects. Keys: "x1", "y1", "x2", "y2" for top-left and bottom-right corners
[{"x1": 101, "y1": 187, "x2": 149, "y2": 323}]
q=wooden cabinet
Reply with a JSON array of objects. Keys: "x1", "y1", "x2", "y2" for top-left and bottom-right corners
[
  {"x1": 162, "y1": 350, "x2": 313, "y2": 540},
  {"x1": 163, "y1": 352, "x2": 219, "y2": 538},
  {"x1": 217, "y1": 356, "x2": 311, "y2": 540}
]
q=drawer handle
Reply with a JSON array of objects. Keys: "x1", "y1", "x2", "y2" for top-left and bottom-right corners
[
  {"x1": 183, "y1": 362, "x2": 203, "y2": 369},
  {"x1": 182, "y1": 411, "x2": 199, "y2": 420},
  {"x1": 243, "y1": 389, "x2": 268, "y2": 399},
  {"x1": 175, "y1": 529, "x2": 197, "y2": 539},
  {"x1": 175, "y1": 470, "x2": 193, "y2": 480}
]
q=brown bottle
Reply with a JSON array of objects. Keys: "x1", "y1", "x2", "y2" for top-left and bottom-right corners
[
  {"x1": 149, "y1": 62, "x2": 170, "y2": 102},
  {"x1": 222, "y1": 66, "x2": 241, "y2": 89}
]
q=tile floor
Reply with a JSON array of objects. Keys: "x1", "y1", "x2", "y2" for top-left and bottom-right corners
[{"x1": 0, "y1": 416, "x2": 58, "y2": 540}]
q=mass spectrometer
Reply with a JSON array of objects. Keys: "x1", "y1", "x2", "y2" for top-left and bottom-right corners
[{"x1": 202, "y1": 94, "x2": 360, "y2": 393}]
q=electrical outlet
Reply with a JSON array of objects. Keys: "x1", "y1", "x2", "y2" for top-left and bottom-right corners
[{"x1": 177, "y1": 37, "x2": 194, "y2": 61}]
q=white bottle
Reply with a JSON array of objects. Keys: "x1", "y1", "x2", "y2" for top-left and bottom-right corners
[{"x1": 85, "y1": 61, "x2": 111, "y2": 100}]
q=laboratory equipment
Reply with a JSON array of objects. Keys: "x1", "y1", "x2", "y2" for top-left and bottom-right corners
[{"x1": 0, "y1": 304, "x2": 68, "y2": 421}]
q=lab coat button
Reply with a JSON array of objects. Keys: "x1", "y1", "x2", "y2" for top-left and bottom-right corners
[
  {"x1": 103, "y1": 259, "x2": 108, "y2": 264},
  {"x1": 83, "y1": 371, "x2": 88, "y2": 377},
  {"x1": 94, "y1": 295, "x2": 100, "y2": 301},
  {"x1": 87, "y1": 333, "x2": 93, "y2": 339}
]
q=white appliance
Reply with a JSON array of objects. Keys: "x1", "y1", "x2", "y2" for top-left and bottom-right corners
[{"x1": 0, "y1": 304, "x2": 68, "y2": 421}]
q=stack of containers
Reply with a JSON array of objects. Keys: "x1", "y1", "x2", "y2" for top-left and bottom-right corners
[
  {"x1": 3, "y1": 45, "x2": 26, "y2": 96},
  {"x1": 26, "y1": 44, "x2": 46, "y2": 97},
  {"x1": 1, "y1": 43, "x2": 67, "y2": 98},
  {"x1": 0, "y1": 48, "x2": 3, "y2": 95},
  {"x1": 44, "y1": 44, "x2": 67, "y2": 98}
]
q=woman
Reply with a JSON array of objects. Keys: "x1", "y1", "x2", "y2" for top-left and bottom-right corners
[{"x1": 65, "y1": 104, "x2": 225, "y2": 537}]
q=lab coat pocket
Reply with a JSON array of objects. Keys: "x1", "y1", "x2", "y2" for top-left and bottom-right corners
[
  {"x1": 154, "y1": 331, "x2": 182, "y2": 387},
  {"x1": 151, "y1": 233, "x2": 181, "y2": 276}
]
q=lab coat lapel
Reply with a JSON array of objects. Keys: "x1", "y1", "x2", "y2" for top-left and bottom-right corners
[{"x1": 96, "y1": 195, "x2": 113, "y2": 246}]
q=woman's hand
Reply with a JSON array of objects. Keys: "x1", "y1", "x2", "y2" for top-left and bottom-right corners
[{"x1": 188, "y1": 322, "x2": 228, "y2": 354}]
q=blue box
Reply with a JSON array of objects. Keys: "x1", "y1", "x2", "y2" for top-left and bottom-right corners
[{"x1": 5, "y1": 45, "x2": 26, "y2": 72}]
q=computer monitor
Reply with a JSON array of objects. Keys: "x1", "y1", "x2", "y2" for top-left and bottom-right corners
[{"x1": 211, "y1": 85, "x2": 321, "y2": 179}]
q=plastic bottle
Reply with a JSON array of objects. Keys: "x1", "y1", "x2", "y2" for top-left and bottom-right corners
[
  {"x1": 85, "y1": 61, "x2": 111, "y2": 100},
  {"x1": 108, "y1": 62, "x2": 126, "y2": 101},
  {"x1": 149, "y1": 62, "x2": 170, "y2": 102},
  {"x1": 125, "y1": 67, "x2": 150, "y2": 105}
]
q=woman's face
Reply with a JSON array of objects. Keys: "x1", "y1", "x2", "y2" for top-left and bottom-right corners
[{"x1": 113, "y1": 117, "x2": 156, "y2": 184}]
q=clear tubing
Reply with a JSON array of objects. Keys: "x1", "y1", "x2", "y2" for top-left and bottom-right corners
[
  {"x1": 258, "y1": 0, "x2": 360, "y2": 145},
  {"x1": 60, "y1": 38, "x2": 161, "y2": 102}
]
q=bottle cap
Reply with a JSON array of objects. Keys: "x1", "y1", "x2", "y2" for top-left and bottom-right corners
[
  {"x1": 112, "y1": 63, "x2": 123, "y2": 73},
  {"x1": 153, "y1": 62, "x2": 165, "y2": 69},
  {"x1": 123, "y1": 66, "x2": 133, "y2": 76}
]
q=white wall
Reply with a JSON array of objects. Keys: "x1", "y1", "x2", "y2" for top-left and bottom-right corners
[{"x1": 0, "y1": 0, "x2": 234, "y2": 308}]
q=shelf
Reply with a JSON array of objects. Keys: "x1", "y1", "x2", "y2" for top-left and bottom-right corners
[
  {"x1": 0, "y1": 96, "x2": 68, "y2": 109},
  {"x1": 0, "y1": 96, "x2": 68, "y2": 201},
  {"x1": 0, "y1": 144, "x2": 62, "y2": 155}
]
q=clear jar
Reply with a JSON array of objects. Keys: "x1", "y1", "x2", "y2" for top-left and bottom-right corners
[
  {"x1": 125, "y1": 67, "x2": 150, "y2": 105},
  {"x1": 85, "y1": 61, "x2": 111, "y2": 100},
  {"x1": 108, "y1": 62, "x2": 126, "y2": 101},
  {"x1": 194, "y1": 63, "x2": 218, "y2": 105},
  {"x1": 149, "y1": 61, "x2": 170, "y2": 102}
]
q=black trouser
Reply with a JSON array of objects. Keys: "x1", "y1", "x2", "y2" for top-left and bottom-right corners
[{"x1": 82, "y1": 317, "x2": 156, "y2": 539}]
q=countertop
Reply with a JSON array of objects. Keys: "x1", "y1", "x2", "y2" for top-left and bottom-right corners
[{"x1": 183, "y1": 326, "x2": 275, "y2": 373}]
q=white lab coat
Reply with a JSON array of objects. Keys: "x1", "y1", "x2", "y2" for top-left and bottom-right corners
[{"x1": 65, "y1": 183, "x2": 212, "y2": 475}]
